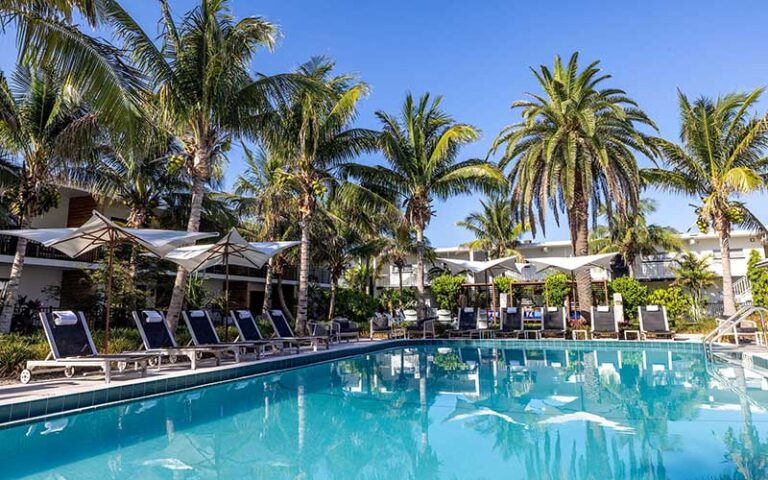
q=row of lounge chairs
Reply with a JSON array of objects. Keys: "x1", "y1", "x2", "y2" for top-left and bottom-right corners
[
  {"x1": 19, "y1": 308, "x2": 341, "y2": 385},
  {"x1": 371, "y1": 305, "x2": 674, "y2": 340}
]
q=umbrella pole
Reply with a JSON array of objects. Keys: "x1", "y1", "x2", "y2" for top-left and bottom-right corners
[
  {"x1": 603, "y1": 279, "x2": 609, "y2": 304},
  {"x1": 224, "y1": 252, "x2": 230, "y2": 343},
  {"x1": 104, "y1": 239, "x2": 114, "y2": 352}
]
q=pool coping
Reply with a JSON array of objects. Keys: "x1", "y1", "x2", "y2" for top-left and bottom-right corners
[{"x1": 0, "y1": 338, "x2": 704, "y2": 429}]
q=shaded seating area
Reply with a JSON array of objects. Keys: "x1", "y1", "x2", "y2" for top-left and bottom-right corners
[
  {"x1": 181, "y1": 310, "x2": 262, "y2": 360},
  {"x1": 266, "y1": 309, "x2": 330, "y2": 350},
  {"x1": 21, "y1": 311, "x2": 155, "y2": 384},
  {"x1": 229, "y1": 310, "x2": 286, "y2": 353}
]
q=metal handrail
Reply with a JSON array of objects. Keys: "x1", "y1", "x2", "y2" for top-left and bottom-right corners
[{"x1": 703, "y1": 305, "x2": 768, "y2": 348}]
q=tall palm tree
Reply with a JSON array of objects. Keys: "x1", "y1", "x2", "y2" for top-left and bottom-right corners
[
  {"x1": 457, "y1": 192, "x2": 525, "y2": 260},
  {"x1": 258, "y1": 58, "x2": 379, "y2": 333},
  {"x1": 233, "y1": 144, "x2": 298, "y2": 312},
  {"x1": 345, "y1": 93, "x2": 504, "y2": 318},
  {"x1": 106, "y1": 0, "x2": 298, "y2": 328},
  {"x1": 1, "y1": 0, "x2": 144, "y2": 131},
  {"x1": 0, "y1": 66, "x2": 101, "y2": 332},
  {"x1": 491, "y1": 52, "x2": 657, "y2": 314},
  {"x1": 671, "y1": 251, "x2": 716, "y2": 321},
  {"x1": 643, "y1": 89, "x2": 768, "y2": 316},
  {"x1": 590, "y1": 199, "x2": 683, "y2": 277}
]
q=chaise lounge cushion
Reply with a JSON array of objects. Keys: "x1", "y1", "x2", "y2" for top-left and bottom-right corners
[{"x1": 53, "y1": 311, "x2": 79, "y2": 326}]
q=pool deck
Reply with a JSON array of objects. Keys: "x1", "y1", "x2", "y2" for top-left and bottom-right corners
[{"x1": 0, "y1": 336, "x2": 735, "y2": 428}]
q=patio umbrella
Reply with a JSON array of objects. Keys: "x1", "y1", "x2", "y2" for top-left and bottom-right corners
[
  {"x1": 0, "y1": 210, "x2": 217, "y2": 350},
  {"x1": 525, "y1": 253, "x2": 617, "y2": 317},
  {"x1": 437, "y1": 256, "x2": 521, "y2": 314},
  {"x1": 162, "y1": 228, "x2": 300, "y2": 340}
]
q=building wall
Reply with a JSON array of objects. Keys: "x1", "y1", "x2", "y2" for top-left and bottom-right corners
[{"x1": 0, "y1": 264, "x2": 62, "y2": 307}]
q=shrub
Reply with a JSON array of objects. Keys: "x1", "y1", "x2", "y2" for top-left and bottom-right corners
[
  {"x1": 330, "y1": 288, "x2": 378, "y2": 323},
  {"x1": 747, "y1": 250, "x2": 768, "y2": 308},
  {"x1": 647, "y1": 287, "x2": 691, "y2": 327},
  {"x1": 493, "y1": 276, "x2": 514, "y2": 295},
  {"x1": 0, "y1": 334, "x2": 35, "y2": 377},
  {"x1": 609, "y1": 277, "x2": 648, "y2": 322},
  {"x1": 544, "y1": 273, "x2": 570, "y2": 307},
  {"x1": 430, "y1": 274, "x2": 466, "y2": 311},
  {"x1": 378, "y1": 288, "x2": 417, "y2": 313}
]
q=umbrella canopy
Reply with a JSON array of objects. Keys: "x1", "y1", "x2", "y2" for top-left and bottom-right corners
[
  {"x1": 437, "y1": 256, "x2": 521, "y2": 275},
  {"x1": 163, "y1": 229, "x2": 300, "y2": 272},
  {"x1": 0, "y1": 210, "x2": 217, "y2": 258},
  {"x1": 525, "y1": 253, "x2": 617, "y2": 275}
]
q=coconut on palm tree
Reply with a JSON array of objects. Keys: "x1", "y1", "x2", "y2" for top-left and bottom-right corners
[
  {"x1": 0, "y1": 66, "x2": 101, "y2": 332},
  {"x1": 590, "y1": 199, "x2": 683, "y2": 277},
  {"x1": 257, "y1": 58, "x2": 379, "y2": 333},
  {"x1": 345, "y1": 93, "x2": 504, "y2": 318},
  {"x1": 106, "y1": 0, "x2": 300, "y2": 328},
  {"x1": 457, "y1": 192, "x2": 525, "y2": 260},
  {"x1": 644, "y1": 89, "x2": 768, "y2": 316},
  {"x1": 491, "y1": 52, "x2": 657, "y2": 315}
]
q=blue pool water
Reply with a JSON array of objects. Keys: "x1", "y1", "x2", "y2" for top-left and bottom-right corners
[{"x1": 1, "y1": 344, "x2": 767, "y2": 479}]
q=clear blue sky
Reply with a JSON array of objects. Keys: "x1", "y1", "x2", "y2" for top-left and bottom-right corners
[{"x1": 3, "y1": 0, "x2": 768, "y2": 247}]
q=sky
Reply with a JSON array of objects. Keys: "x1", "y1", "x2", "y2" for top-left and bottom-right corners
[{"x1": 3, "y1": 0, "x2": 768, "y2": 247}]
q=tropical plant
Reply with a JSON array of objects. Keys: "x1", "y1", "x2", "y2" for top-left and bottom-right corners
[
  {"x1": 544, "y1": 272, "x2": 570, "y2": 307},
  {"x1": 609, "y1": 276, "x2": 648, "y2": 322},
  {"x1": 106, "y1": 0, "x2": 299, "y2": 328},
  {"x1": 492, "y1": 52, "x2": 657, "y2": 315},
  {"x1": 670, "y1": 252, "x2": 716, "y2": 322},
  {"x1": 430, "y1": 274, "x2": 466, "y2": 312},
  {"x1": 233, "y1": 144, "x2": 298, "y2": 312},
  {"x1": 0, "y1": 0, "x2": 144, "y2": 132},
  {"x1": 747, "y1": 250, "x2": 768, "y2": 309},
  {"x1": 457, "y1": 192, "x2": 525, "y2": 260},
  {"x1": 377, "y1": 287, "x2": 417, "y2": 313},
  {"x1": 345, "y1": 93, "x2": 503, "y2": 318},
  {"x1": 258, "y1": 58, "x2": 379, "y2": 333},
  {"x1": 0, "y1": 66, "x2": 102, "y2": 332},
  {"x1": 643, "y1": 89, "x2": 768, "y2": 315},
  {"x1": 377, "y1": 225, "x2": 421, "y2": 295},
  {"x1": 647, "y1": 287, "x2": 690, "y2": 327},
  {"x1": 590, "y1": 199, "x2": 683, "y2": 277}
]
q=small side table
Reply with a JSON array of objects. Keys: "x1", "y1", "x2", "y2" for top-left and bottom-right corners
[
  {"x1": 390, "y1": 328, "x2": 406, "y2": 339},
  {"x1": 624, "y1": 330, "x2": 642, "y2": 340},
  {"x1": 523, "y1": 330, "x2": 541, "y2": 340},
  {"x1": 571, "y1": 329, "x2": 588, "y2": 340}
]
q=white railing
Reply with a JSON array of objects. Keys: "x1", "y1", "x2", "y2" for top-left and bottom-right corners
[
  {"x1": 703, "y1": 305, "x2": 768, "y2": 349},
  {"x1": 733, "y1": 276, "x2": 752, "y2": 304}
]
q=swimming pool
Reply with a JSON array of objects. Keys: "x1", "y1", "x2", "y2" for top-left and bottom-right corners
[{"x1": 1, "y1": 343, "x2": 767, "y2": 479}]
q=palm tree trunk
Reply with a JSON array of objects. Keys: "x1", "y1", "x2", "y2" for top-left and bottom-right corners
[
  {"x1": 262, "y1": 258, "x2": 273, "y2": 313},
  {"x1": 415, "y1": 226, "x2": 426, "y2": 319},
  {"x1": 276, "y1": 273, "x2": 295, "y2": 324},
  {"x1": 328, "y1": 275, "x2": 338, "y2": 320},
  {"x1": 570, "y1": 186, "x2": 593, "y2": 315},
  {"x1": 295, "y1": 210, "x2": 311, "y2": 335},
  {"x1": 166, "y1": 155, "x2": 208, "y2": 330},
  {"x1": 718, "y1": 217, "x2": 736, "y2": 316},
  {"x1": 0, "y1": 217, "x2": 30, "y2": 333},
  {"x1": 398, "y1": 265, "x2": 404, "y2": 296}
]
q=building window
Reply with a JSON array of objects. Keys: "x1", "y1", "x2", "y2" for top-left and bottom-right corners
[{"x1": 713, "y1": 248, "x2": 744, "y2": 259}]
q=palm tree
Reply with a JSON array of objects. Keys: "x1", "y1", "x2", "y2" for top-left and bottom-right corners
[
  {"x1": 670, "y1": 251, "x2": 716, "y2": 321},
  {"x1": 643, "y1": 90, "x2": 768, "y2": 316},
  {"x1": 258, "y1": 58, "x2": 379, "y2": 333},
  {"x1": 457, "y1": 192, "x2": 525, "y2": 260},
  {"x1": 0, "y1": 66, "x2": 101, "y2": 332},
  {"x1": 0, "y1": 0, "x2": 144, "y2": 132},
  {"x1": 233, "y1": 144, "x2": 298, "y2": 312},
  {"x1": 491, "y1": 52, "x2": 657, "y2": 314},
  {"x1": 590, "y1": 199, "x2": 683, "y2": 277},
  {"x1": 378, "y1": 226, "x2": 420, "y2": 297},
  {"x1": 345, "y1": 93, "x2": 504, "y2": 318},
  {"x1": 106, "y1": 0, "x2": 299, "y2": 328}
]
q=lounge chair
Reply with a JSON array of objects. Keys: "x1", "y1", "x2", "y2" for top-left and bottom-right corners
[
  {"x1": 497, "y1": 307, "x2": 523, "y2": 338},
  {"x1": 590, "y1": 305, "x2": 619, "y2": 339},
  {"x1": 133, "y1": 309, "x2": 233, "y2": 369},
  {"x1": 229, "y1": 310, "x2": 288, "y2": 353},
  {"x1": 638, "y1": 305, "x2": 675, "y2": 340},
  {"x1": 541, "y1": 307, "x2": 566, "y2": 338},
  {"x1": 181, "y1": 310, "x2": 263, "y2": 359},
  {"x1": 265, "y1": 309, "x2": 330, "y2": 350},
  {"x1": 20, "y1": 311, "x2": 154, "y2": 384},
  {"x1": 449, "y1": 307, "x2": 478, "y2": 338},
  {"x1": 331, "y1": 317, "x2": 360, "y2": 342},
  {"x1": 405, "y1": 318, "x2": 436, "y2": 339},
  {"x1": 369, "y1": 313, "x2": 391, "y2": 340}
]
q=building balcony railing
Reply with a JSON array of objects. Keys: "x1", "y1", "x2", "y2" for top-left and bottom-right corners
[
  {"x1": 200, "y1": 264, "x2": 331, "y2": 285},
  {"x1": 0, "y1": 234, "x2": 99, "y2": 263}
]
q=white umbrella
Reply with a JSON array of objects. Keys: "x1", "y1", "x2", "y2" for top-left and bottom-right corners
[
  {"x1": 162, "y1": 228, "x2": 300, "y2": 340},
  {"x1": 525, "y1": 252, "x2": 617, "y2": 315},
  {"x1": 0, "y1": 210, "x2": 217, "y2": 350},
  {"x1": 437, "y1": 256, "x2": 521, "y2": 313}
]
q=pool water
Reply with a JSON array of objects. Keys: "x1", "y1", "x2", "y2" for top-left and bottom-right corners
[{"x1": 1, "y1": 345, "x2": 767, "y2": 479}]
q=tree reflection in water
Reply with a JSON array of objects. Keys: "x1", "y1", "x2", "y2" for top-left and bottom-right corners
[{"x1": 1, "y1": 345, "x2": 767, "y2": 479}]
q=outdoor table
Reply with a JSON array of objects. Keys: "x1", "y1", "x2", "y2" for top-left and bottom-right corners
[{"x1": 571, "y1": 329, "x2": 588, "y2": 340}]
